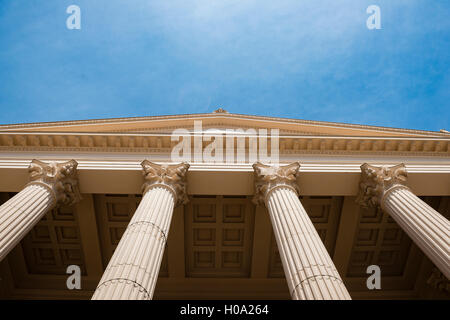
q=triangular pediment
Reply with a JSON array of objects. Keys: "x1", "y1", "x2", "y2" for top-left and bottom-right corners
[{"x1": 0, "y1": 112, "x2": 447, "y2": 138}]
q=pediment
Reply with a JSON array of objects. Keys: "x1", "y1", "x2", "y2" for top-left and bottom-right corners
[{"x1": 0, "y1": 112, "x2": 447, "y2": 138}]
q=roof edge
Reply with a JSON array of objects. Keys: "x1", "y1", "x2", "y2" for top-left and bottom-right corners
[{"x1": 0, "y1": 111, "x2": 448, "y2": 137}]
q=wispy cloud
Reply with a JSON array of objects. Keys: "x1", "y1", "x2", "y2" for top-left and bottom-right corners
[{"x1": 0, "y1": 0, "x2": 448, "y2": 131}]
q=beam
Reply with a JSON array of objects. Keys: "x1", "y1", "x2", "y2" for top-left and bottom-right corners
[
  {"x1": 250, "y1": 205, "x2": 272, "y2": 278},
  {"x1": 0, "y1": 160, "x2": 449, "y2": 195},
  {"x1": 333, "y1": 196, "x2": 360, "y2": 277},
  {"x1": 76, "y1": 194, "x2": 104, "y2": 287}
]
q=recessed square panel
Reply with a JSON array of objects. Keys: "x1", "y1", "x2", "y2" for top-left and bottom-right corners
[
  {"x1": 223, "y1": 204, "x2": 245, "y2": 223},
  {"x1": 383, "y1": 228, "x2": 403, "y2": 245},
  {"x1": 30, "y1": 226, "x2": 51, "y2": 243},
  {"x1": 60, "y1": 248, "x2": 82, "y2": 265},
  {"x1": 193, "y1": 204, "x2": 216, "y2": 222},
  {"x1": 107, "y1": 202, "x2": 131, "y2": 221},
  {"x1": 222, "y1": 251, "x2": 242, "y2": 268},
  {"x1": 52, "y1": 206, "x2": 75, "y2": 221},
  {"x1": 223, "y1": 229, "x2": 244, "y2": 246},
  {"x1": 360, "y1": 207, "x2": 383, "y2": 223},
  {"x1": 307, "y1": 204, "x2": 330, "y2": 223},
  {"x1": 56, "y1": 226, "x2": 79, "y2": 243},
  {"x1": 356, "y1": 228, "x2": 379, "y2": 246},
  {"x1": 35, "y1": 248, "x2": 56, "y2": 266},
  {"x1": 378, "y1": 250, "x2": 398, "y2": 265},
  {"x1": 350, "y1": 250, "x2": 374, "y2": 265},
  {"x1": 193, "y1": 228, "x2": 216, "y2": 246},
  {"x1": 194, "y1": 251, "x2": 215, "y2": 268}
]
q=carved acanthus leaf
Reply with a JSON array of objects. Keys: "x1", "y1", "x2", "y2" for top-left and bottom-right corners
[
  {"x1": 252, "y1": 162, "x2": 300, "y2": 206},
  {"x1": 427, "y1": 267, "x2": 450, "y2": 293},
  {"x1": 356, "y1": 163, "x2": 408, "y2": 207},
  {"x1": 141, "y1": 160, "x2": 190, "y2": 206},
  {"x1": 28, "y1": 159, "x2": 81, "y2": 207}
]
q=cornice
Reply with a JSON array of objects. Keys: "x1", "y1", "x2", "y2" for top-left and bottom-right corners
[
  {"x1": 0, "y1": 132, "x2": 448, "y2": 156},
  {"x1": 1, "y1": 112, "x2": 449, "y2": 137}
]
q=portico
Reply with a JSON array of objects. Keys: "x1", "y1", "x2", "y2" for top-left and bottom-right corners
[{"x1": 0, "y1": 111, "x2": 449, "y2": 299}]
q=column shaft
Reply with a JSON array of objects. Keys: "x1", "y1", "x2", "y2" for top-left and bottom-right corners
[
  {"x1": 358, "y1": 163, "x2": 450, "y2": 280},
  {"x1": 0, "y1": 159, "x2": 80, "y2": 263},
  {"x1": 92, "y1": 161, "x2": 189, "y2": 300},
  {"x1": 266, "y1": 186, "x2": 351, "y2": 300},
  {"x1": 382, "y1": 187, "x2": 450, "y2": 279},
  {"x1": 92, "y1": 186, "x2": 175, "y2": 300},
  {"x1": 0, "y1": 184, "x2": 55, "y2": 261}
]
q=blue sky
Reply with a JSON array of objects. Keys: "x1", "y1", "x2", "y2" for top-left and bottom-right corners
[{"x1": 0, "y1": 0, "x2": 449, "y2": 131}]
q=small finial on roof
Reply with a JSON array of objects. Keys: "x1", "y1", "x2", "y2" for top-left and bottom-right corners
[{"x1": 213, "y1": 107, "x2": 228, "y2": 113}]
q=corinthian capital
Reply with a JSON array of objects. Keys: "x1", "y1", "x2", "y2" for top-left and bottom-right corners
[
  {"x1": 28, "y1": 159, "x2": 81, "y2": 207},
  {"x1": 253, "y1": 162, "x2": 300, "y2": 206},
  {"x1": 357, "y1": 163, "x2": 408, "y2": 208},
  {"x1": 427, "y1": 268, "x2": 450, "y2": 293},
  {"x1": 141, "y1": 160, "x2": 190, "y2": 206}
]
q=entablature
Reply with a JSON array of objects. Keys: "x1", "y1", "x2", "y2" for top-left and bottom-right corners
[{"x1": 0, "y1": 159, "x2": 449, "y2": 196}]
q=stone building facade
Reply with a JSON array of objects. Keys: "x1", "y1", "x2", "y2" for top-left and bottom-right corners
[{"x1": 0, "y1": 110, "x2": 448, "y2": 299}]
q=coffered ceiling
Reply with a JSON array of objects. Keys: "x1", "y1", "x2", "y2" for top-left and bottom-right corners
[{"x1": 0, "y1": 192, "x2": 448, "y2": 299}]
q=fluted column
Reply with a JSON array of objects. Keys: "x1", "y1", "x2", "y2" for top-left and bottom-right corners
[
  {"x1": 357, "y1": 163, "x2": 450, "y2": 279},
  {"x1": 253, "y1": 162, "x2": 351, "y2": 300},
  {"x1": 0, "y1": 159, "x2": 80, "y2": 262},
  {"x1": 92, "y1": 161, "x2": 190, "y2": 300}
]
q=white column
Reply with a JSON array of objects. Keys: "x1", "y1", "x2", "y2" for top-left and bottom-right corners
[
  {"x1": 357, "y1": 163, "x2": 450, "y2": 279},
  {"x1": 92, "y1": 161, "x2": 189, "y2": 300},
  {"x1": 0, "y1": 159, "x2": 80, "y2": 262},
  {"x1": 253, "y1": 162, "x2": 351, "y2": 300}
]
